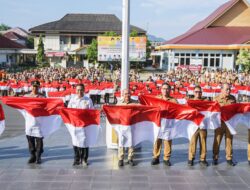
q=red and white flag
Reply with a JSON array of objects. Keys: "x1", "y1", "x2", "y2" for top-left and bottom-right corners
[
  {"x1": 221, "y1": 103, "x2": 250, "y2": 135},
  {"x1": 103, "y1": 105, "x2": 161, "y2": 147},
  {"x1": 1, "y1": 97, "x2": 64, "y2": 138},
  {"x1": 187, "y1": 100, "x2": 221, "y2": 130},
  {"x1": 59, "y1": 108, "x2": 100, "y2": 148},
  {"x1": 139, "y1": 95, "x2": 204, "y2": 141},
  {"x1": 0, "y1": 104, "x2": 5, "y2": 135}
]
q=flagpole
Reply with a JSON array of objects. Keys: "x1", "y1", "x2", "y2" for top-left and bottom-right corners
[{"x1": 121, "y1": 0, "x2": 130, "y2": 91}]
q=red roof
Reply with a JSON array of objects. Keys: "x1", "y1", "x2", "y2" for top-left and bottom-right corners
[
  {"x1": 0, "y1": 35, "x2": 25, "y2": 49},
  {"x1": 167, "y1": 27, "x2": 250, "y2": 45},
  {"x1": 3, "y1": 31, "x2": 27, "y2": 41},
  {"x1": 165, "y1": 0, "x2": 250, "y2": 45}
]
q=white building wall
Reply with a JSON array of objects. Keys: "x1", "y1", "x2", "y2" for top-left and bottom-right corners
[{"x1": 44, "y1": 35, "x2": 60, "y2": 51}]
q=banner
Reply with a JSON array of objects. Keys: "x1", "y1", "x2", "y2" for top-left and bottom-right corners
[{"x1": 97, "y1": 36, "x2": 146, "y2": 62}]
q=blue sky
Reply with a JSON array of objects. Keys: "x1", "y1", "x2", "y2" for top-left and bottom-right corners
[{"x1": 1, "y1": 0, "x2": 230, "y2": 40}]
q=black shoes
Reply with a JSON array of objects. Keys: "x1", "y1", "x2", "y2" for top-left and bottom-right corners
[
  {"x1": 28, "y1": 154, "x2": 36, "y2": 164},
  {"x1": 199, "y1": 160, "x2": 209, "y2": 167},
  {"x1": 212, "y1": 159, "x2": 218, "y2": 165},
  {"x1": 128, "y1": 159, "x2": 135, "y2": 166},
  {"x1": 227, "y1": 160, "x2": 236, "y2": 166},
  {"x1": 188, "y1": 160, "x2": 194, "y2": 166},
  {"x1": 118, "y1": 160, "x2": 124, "y2": 167},
  {"x1": 163, "y1": 160, "x2": 171, "y2": 166},
  {"x1": 151, "y1": 158, "x2": 160, "y2": 165}
]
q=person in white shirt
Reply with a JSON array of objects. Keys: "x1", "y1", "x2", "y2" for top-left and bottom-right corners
[{"x1": 68, "y1": 84, "x2": 94, "y2": 165}]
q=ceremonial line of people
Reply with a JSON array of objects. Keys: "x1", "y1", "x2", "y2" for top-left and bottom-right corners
[{"x1": 0, "y1": 80, "x2": 250, "y2": 168}]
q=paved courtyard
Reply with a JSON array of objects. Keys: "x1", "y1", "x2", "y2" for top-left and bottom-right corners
[{"x1": 1, "y1": 104, "x2": 250, "y2": 190}]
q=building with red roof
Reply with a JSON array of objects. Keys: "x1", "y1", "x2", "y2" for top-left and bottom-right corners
[{"x1": 154, "y1": 0, "x2": 250, "y2": 71}]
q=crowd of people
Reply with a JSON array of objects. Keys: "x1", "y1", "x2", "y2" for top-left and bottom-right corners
[
  {"x1": 0, "y1": 66, "x2": 250, "y2": 167},
  {"x1": 0, "y1": 67, "x2": 249, "y2": 103}
]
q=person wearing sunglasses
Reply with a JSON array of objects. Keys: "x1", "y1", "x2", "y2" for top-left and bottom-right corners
[
  {"x1": 213, "y1": 83, "x2": 236, "y2": 166},
  {"x1": 188, "y1": 85, "x2": 209, "y2": 167}
]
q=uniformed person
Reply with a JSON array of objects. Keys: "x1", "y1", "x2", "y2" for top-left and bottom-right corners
[
  {"x1": 68, "y1": 83, "x2": 94, "y2": 166},
  {"x1": 24, "y1": 81, "x2": 45, "y2": 164},
  {"x1": 212, "y1": 83, "x2": 236, "y2": 166},
  {"x1": 151, "y1": 83, "x2": 178, "y2": 166},
  {"x1": 117, "y1": 89, "x2": 137, "y2": 167},
  {"x1": 188, "y1": 85, "x2": 208, "y2": 167}
]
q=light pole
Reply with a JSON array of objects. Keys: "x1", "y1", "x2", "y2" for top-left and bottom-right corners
[{"x1": 121, "y1": 0, "x2": 130, "y2": 91}]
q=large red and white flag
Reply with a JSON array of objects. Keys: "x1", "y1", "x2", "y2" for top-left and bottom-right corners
[
  {"x1": 0, "y1": 104, "x2": 5, "y2": 135},
  {"x1": 59, "y1": 108, "x2": 100, "y2": 148},
  {"x1": 1, "y1": 97, "x2": 64, "y2": 138},
  {"x1": 187, "y1": 100, "x2": 221, "y2": 130},
  {"x1": 139, "y1": 95, "x2": 204, "y2": 141},
  {"x1": 221, "y1": 103, "x2": 250, "y2": 135},
  {"x1": 103, "y1": 105, "x2": 161, "y2": 147}
]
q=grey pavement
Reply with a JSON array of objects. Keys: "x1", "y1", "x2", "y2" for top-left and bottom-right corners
[{"x1": 1, "y1": 104, "x2": 250, "y2": 190}]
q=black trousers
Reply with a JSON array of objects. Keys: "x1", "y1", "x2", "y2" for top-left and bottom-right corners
[
  {"x1": 26, "y1": 135, "x2": 44, "y2": 156},
  {"x1": 73, "y1": 146, "x2": 89, "y2": 162}
]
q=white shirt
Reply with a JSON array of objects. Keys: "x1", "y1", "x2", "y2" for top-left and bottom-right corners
[{"x1": 68, "y1": 95, "x2": 94, "y2": 109}]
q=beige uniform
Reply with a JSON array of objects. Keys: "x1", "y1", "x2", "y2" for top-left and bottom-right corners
[
  {"x1": 117, "y1": 99, "x2": 138, "y2": 161},
  {"x1": 213, "y1": 94, "x2": 236, "y2": 161},
  {"x1": 153, "y1": 95, "x2": 177, "y2": 161},
  {"x1": 188, "y1": 98, "x2": 207, "y2": 161}
]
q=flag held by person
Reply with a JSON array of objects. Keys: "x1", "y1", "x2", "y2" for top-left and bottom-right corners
[
  {"x1": 59, "y1": 108, "x2": 100, "y2": 148},
  {"x1": 0, "y1": 104, "x2": 5, "y2": 136},
  {"x1": 221, "y1": 103, "x2": 250, "y2": 135},
  {"x1": 103, "y1": 105, "x2": 161, "y2": 147},
  {"x1": 187, "y1": 99, "x2": 221, "y2": 130},
  {"x1": 1, "y1": 97, "x2": 64, "y2": 138},
  {"x1": 139, "y1": 95, "x2": 204, "y2": 141}
]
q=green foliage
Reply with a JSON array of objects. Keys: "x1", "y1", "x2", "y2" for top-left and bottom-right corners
[
  {"x1": 86, "y1": 38, "x2": 98, "y2": 63},
  {"x1": 26, "y1": 36, "x2": 34, "y2": 49},
  {"x1": 0, "y1": 23, "x2": 11, "y2": 31},
  {"x1": 130, "y1": 29, "x2": 138, "y2": 37},
  {"x1": 103, "y1": 31, "x2": 118, "y2": 36},
  {"x1": 146, "y1": 38, "x2": 151, "y2": 60},
  {"x1": 36, "y1": 35, "x2": 45, "y2": 66},
  {"x1": 236, "y1": 48, "x2": 250, "y2": 71}
]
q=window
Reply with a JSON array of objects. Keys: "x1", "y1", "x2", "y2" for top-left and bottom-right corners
[
  {"x1": 186, "y1": 53, "x2": 190, "y2": 56},
  {"x1": 191, "y1": 53, "x2": 196, "y2": 57},
  {"x1": 175, "y1": 53, "x2": 179, "y2": 56},
  {"x1": 60, "y1": 36, "x2": 69, "y2": 44},
  {"x1": 204, "y1": 54, "x2": 208, "y2": 56},
  {"x1": 186, "y1": 58, "x2": 190, "y2": 65},
  {"x1": 180, "y1": 53, "x2": 185, "y2": 56},
  {"x1": 210, "y1": 58, "x2": 215, "y2": 67},
  {"x1": 71, "y1": 36, "x2": 79, "y2": 44},
  {"x1": 216, "y1": 58, "x2": 220, "y2": 67},
  {"x1": 180, "y1": 58, "x2": 185, "y2": 65},
  {"x1": 204, "y1": 58, "x2": 208, "y2": 67},
  {"x1": 211, "y1": 54, "x2": 215, "y2": 57},
  {"x1": 198, "y1": 53, "x2": 203, "y2": 57}
]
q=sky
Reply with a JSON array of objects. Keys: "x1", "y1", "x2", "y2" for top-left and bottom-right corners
[{"x1": 1, "y1": 0, "x2": 230, "y2": 40}]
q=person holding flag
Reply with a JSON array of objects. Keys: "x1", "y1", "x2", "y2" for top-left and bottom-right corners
[
  {"x1": 213, "y1": 83, "x2": 236, "y2": 166},
  {"x1": 117, "y1": 88, "x2": 138, "y2": 167},
  {"x1": 151, "y1": 83, "x2": 178, "y2": 166},
  {"x1": 187, "y1": 85, "x2": 209, "y2": 167},
  {"x1": 67, "y1": 83, "x2": 94, "y2": 166},
  {"x1": 23, "y1": 81, "x2": 45, "y2": 164}
]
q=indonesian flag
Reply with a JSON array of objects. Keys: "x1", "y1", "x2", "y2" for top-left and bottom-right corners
[
  {"x1": 0, "y1": 104, "x2": 5, "y2": 135},
  {"x1": 1, "y1": 97, "x2": 64, "y2": 138},
  {"x1": 59, "y1": 108, "x2": 100, "y2": 148},
  {"x1": 139, "y1": 95, "x2": 204, "y2": 141},
  {"x1": 187, "y1": 100, "x2": 221, "y2": 130},
  {"x1": 103, "y1": 105, "x2": 161, "y2": 147},
  {"x1": 221, "y1": 103, "x2": 250, "y2": 135}
]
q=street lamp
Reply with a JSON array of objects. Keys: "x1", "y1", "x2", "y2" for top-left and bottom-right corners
[{"x1": 121, "y1": 0, "x2": 130, "y2": 91}]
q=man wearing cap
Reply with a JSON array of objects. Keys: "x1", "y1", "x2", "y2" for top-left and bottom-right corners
[
  {"x1": 68, "y1": 83, "x2": 94, "y2": 166},
  {"x1": 212, "y1": 83, "x2": 236, "y2": 166},
  {"x1": 188, "y1": 85, "x2": 208, "y2": 167},
  {"x1": 151, "y1": 83, "x2": 177, "y2": 166},
  {"x1": 24, "y1": 80, "x2": 45, "y2": 164}
]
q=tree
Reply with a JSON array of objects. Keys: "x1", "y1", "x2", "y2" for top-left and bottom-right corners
[
  {"x1": 86, "y1": 38, "x2": 98, "y2": 63},
  {"x1": 146, "y1": 38, "x2": 152, "y2": 60},
  {"x1": 36, "y1": 35, "x2": 45, "y2": 66},
  {"x1": 26, "y1": 36, "x2": 34, "y2": 49},
  {"x1": 130, "y1": 29, "x2": 138, "y2": 37},
  {"x1": 236, "y1": 48, "x2": 250, "y2": 71},
  {"x1": 0, "y1": 23, "x2": 11, "y2": 31},
  {"x1": 103, "y1": 31, "x2": 118, "y2": 36}
]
